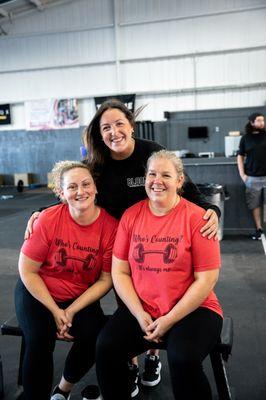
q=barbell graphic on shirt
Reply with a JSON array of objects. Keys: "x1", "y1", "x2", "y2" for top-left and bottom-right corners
[
  {"x1": 133, "y1": 243, "x2": 177, "y2": 264},
  {"x1": 55, "y1": 247, "x2": 96, "y2": 270}
]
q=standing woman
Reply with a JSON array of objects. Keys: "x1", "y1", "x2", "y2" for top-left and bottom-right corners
[
  {"x1": 16, "y1": 161, "x2": 118, "y2": 400},
  {"x1": 96, "y1": 150, "x2": 223, "y2": 400},
  {"x1": 25, "y1": 99, "x2": 221, "y2": 395}
]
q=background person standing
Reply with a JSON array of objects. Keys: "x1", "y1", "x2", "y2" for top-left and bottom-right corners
[{"x1": 237, "y1": 112, "x2": 266, "y2": 240}]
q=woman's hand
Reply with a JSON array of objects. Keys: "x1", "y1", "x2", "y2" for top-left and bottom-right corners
[
  {"x1": 53, "y1": 308, "x2": 73, "y2": 341},
  {"x1": 200, "y1": 209, "x2": 219, "y2": 240},
  {"x1": 144, "y1": 315, "x2": 174, "y2": 343},
  {"x1": 136, "y1": 310, "x2": 153, "y2": 335},
  {"x1": 24, "y1": 212, "x2": 40, "y2": 239}
]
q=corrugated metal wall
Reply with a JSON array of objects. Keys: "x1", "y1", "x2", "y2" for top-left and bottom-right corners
[{"x1": 0, "y1": 0, "x2": 266, "y2": 125}]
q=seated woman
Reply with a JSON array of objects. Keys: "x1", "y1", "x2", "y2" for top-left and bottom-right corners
[
  {"x1": 15, "y1": 161, "x2": 118, "y2": 400},
  {"x1": 96, "y1": 150, "x2": 223, "y2": 400}
]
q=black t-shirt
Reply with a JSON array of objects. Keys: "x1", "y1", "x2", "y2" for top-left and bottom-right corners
[
  {"x1": 95, "y1": 138, "x2": 220, "y2": 219},
  {"x1": 238, "y1": 131, "x2": 266, "y2": 176}
]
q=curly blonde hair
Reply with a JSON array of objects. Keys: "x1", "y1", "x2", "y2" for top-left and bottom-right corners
[{"x1": 50, "y1": 160, "x2": 93, "y2": 202}]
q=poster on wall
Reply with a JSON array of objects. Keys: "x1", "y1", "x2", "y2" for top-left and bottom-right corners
[
  {"x1": 0, "y1": 104, "x2": 11, "y2": 125},
  {"x1": 94, "y1": 94, "x2": 136, "y2": 113},
  {"x1": 25, "y1": 98, "x2": 79, "y2": 131}
]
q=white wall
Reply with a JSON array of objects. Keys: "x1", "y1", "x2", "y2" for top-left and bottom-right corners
[{"x1": 0, "y1": 0, "x2": 266, "y2": 128}]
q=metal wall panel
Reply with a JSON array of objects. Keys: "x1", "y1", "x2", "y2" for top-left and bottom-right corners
[
  {"x1": 119, "y1": 9, "x2": 266, "y2": 59},
  {"x1": 121, "y1": 58, "x2": 194, "y2": 92},
  {"x1": 120, "y1": 0, "x2": 266, "y2": 23},
  {"x1": 0, "y1": 0, "x2": 266, "y2": 124},
  {"x1": 2, "y1": 0, "x2": 113, "y2": 35},
  {"x1": 0, "y1": 64, "x2": 117, "y2": 103},
  {"x1": 0, "y1": 28, "x2": 115, "y2": 71}
]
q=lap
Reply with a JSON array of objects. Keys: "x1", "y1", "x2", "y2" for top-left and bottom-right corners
[{"x1": 98, "y1": 305, "x2": 222, "y2": 360}]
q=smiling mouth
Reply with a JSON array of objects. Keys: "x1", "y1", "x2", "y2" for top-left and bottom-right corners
[
  {"x1": 111, "y1": 136, "x2": 124, "y2": 143},
  {"x1": 75, "y1": 197, "x2": 89, "y2": 201},
  {"x1": 151, "y1": 187, "x2": 165, "y2": 192}
]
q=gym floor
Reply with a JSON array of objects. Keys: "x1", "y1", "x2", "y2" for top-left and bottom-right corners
[{"x1": 0, "y1": 187, "x2": 266, "y2": 400}]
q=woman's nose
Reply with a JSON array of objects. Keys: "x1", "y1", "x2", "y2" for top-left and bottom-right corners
[
  {"x1": 77, "y1": 185, "x2": 85, "y2": 194},
  {"x1": 153, "y1": 175, "x2": 162, "y2": 183},
  {"x1": 110, "y1": 124, "x2": 117, "y2": 136}
]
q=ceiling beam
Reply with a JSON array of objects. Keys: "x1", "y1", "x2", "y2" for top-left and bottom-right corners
[
  {"x1": 28, "y1": 0, "x2": 44, "y2": 11},
  {"x1": 0, "y1": 7, "x2": 9, "y2": 18}
]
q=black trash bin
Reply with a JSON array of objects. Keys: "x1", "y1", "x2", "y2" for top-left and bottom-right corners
[{"x1": 197, "y1": 183, "x2": 225, "y2": 240}]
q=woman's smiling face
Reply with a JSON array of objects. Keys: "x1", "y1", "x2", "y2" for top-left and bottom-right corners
[
  {"x1": 145, "y1": 158, "x2": 184, "y2": 208},
  {"x1": 99, "y1": 108, "x2": 135, "y2": 159}
]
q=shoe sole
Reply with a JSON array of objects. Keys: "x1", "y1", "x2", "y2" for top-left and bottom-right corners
[
  {"x1": 141, "y1": 362, "x2": 162, "y2": 387},
  {"x1": 131, "y1": 385, "x2": 139, "y2": 398},
  {"x1": 82, "y1": 397, "x2": 101, "y2": 400}
]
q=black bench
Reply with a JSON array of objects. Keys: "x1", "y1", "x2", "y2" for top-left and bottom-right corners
[{"x1": 1, "y1": 315, "x2": 234, "y2": 400}]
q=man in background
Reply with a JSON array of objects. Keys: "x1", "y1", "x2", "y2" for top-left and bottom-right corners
[{"x1": 237, "y1": 112, "x2": 266, "y2": 240}]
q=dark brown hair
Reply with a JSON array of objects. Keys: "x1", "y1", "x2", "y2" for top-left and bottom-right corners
[{"x1": 82, "y1": 99, "x2": 135, "y2": 169}]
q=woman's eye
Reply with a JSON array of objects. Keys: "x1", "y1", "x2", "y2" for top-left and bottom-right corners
[
  {"x1": 68, "y1": 185, "x2": 76, "y2": 190},
  {"x1": 102, "y1": 126, "x2": 110, "y2": 132},
  {"x1": 83, "y1": 182, "x2": 91, "y2": 188}
]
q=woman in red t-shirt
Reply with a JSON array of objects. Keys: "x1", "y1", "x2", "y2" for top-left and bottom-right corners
[
  {"x1": 15, "y1": 161, "x2": 117, "y2": 400},
  {"x1": 96, "y1": 150, "x2": 223, "y2": 400}
]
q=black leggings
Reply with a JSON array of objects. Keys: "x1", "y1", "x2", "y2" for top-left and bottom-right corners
[
  {"x1": 96, "y1": 305, "x2": 223, "y2": 400},
  {"x1": 15, "y1": 279, "x2": 106, "y2": 400}
]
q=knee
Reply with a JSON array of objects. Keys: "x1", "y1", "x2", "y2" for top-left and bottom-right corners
[{"x1": 168, "y1": 346, "x2": 201, "y2": 369}]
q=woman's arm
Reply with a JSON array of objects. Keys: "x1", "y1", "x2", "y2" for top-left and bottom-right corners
[
  {"x1": 144, "y1": 268, "x2": 219, "y2": 343},
  {"x1": 183, "y1": 173, "x2": 221, "y2": 217},
  {"x1": 24, "y1": 202, "x2": 60, "y2": 239},
  {"x1": 18, "y1": 252, "x2": 71, "y2": 334},
  {"x1": 183, "y1": 173, "x2": 220, "y2": 240},
  {"x1": 112, "y1": 255, "x2": 153, "y2": 333},
  {"x1": 56, "y1": 271, "x2": 113, "y2": 339},
  {"x1": 64, "y1": 271, "x2": 112, "y2": 321}
]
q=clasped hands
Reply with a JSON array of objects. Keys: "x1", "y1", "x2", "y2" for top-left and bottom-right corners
[
  {"x1": 53, "y1": 307, "x2": 75, "y2": 341},
  {"x1": 137, "y1": 311, "x2": 174, "y2": 344}
]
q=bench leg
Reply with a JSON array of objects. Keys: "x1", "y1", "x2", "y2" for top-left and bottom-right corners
[
  {"x1": 18, "y1": 336, "x2": 25, "y2": 386},
  {"x1": 0, "y1": 355, "x2": 4, "y2": 400},
  {"x1": 210, "y1": 350, "x2": 233, "y2": 400}
]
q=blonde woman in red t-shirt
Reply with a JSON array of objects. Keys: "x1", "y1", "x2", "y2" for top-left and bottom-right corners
[
  {"x1": 15, "y1": 161, "x2": 118, "y2": 400},
  {"x1": 96, "y1": 150, "x2": 223, "y2": 400}
]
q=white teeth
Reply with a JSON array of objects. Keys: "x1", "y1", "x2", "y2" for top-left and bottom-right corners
[{"x1": 111, "y1": 137, "x2": 123, "y2": 143}]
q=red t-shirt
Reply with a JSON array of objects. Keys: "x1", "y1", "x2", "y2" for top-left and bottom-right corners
[
  {"x1": 113, "y1": 198, "x2": 222, "y2": 319},
  {"x1": 21, "y1": 204, "x2": 118, "y2": 302}
]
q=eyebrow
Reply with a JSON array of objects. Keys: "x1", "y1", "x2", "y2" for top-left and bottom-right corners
[
  {"x1": 148, "y1": 169, "x2": 173, "y2": 174},
  {"x1": 100, "y1": 119, "x2": 125, "y2": 127}
]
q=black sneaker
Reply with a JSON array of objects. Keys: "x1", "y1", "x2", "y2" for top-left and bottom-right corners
[
  {"x1": 251, "y1": 229, "x2": 264, "y2": 240},
  {"x1": 81, "y1": 385, "x2": 102, "y2": 400},
  {"x1": 141, "y1": 355, "x2": 162, "y2": 387},
  {"x1": 50, "y1": 385, "x2": 70, "y2": 400},
  {"x1": 128, "y1": 363, "x2": 140, "y2": 398}
]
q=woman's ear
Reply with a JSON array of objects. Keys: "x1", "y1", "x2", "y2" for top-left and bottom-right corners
[
  {"x1": 176, "y1": 174, "x2": 185, "y2": 190},
  {"x1": 57, "y1": 188, "x2": 65, "y2": 202}
]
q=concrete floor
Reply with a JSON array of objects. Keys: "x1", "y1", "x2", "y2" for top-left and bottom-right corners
[{"x1": 0, "y1": 187, "x2": 266, "y2": 400}]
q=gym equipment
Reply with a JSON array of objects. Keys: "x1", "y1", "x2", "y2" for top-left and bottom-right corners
[
  {"x1": 133, "y1": 243, "x2": 177, "y2": 264},
  {"x1": 16, "y1": 180, "x2": 24, "y2": 193},
  {"x1": 55, "y1": 247, "x2": 96, "y2": 270}
]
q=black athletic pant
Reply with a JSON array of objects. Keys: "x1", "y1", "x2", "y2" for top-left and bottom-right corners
[
  {"x1": 96, "y1": 305, "x2": 222, "y2": 400},
  {"x1": 15, "y1": 279, "x2": 106, "y2": 400}
]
